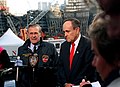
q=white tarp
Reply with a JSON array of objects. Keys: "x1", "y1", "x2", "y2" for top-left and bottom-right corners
[{"x1": 0, "y1": 28, "x2": 25, "y2": 56}]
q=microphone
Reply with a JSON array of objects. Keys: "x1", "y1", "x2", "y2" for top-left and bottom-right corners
[
  {"x1": 15, "y1": 56, "x2": 23, "y2": 82},
  {"x1": 15, "y1": 56, "x2": 23, "y2": 66}
]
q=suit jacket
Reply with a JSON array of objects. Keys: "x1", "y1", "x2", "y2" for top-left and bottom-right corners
[{"x1": 58, "y1": 35, "x2": 96, "y2": 86}]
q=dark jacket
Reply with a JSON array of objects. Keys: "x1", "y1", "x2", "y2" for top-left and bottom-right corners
[
  {"x1": 58, "y1": 35, "x2": 96, "y2": 86},
  {"x1": 0, "y1": 47, "x2": 11, "y2": 69},
  {"x1": 0, "y1": 47, "x2": 12, "y2": 87},
  {"x1": 17, "y1": 39, "x2": 59, "y2": 87}
]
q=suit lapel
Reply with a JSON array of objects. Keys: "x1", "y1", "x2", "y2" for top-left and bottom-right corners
[{"x1": 63, "y1": 42, "x2": 71, "y2": 75}]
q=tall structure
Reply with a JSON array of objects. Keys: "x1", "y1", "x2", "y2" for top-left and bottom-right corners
[
  {"x1": 63, "y1": 0, "x2": 98, "y2": 36},
  {"x1": 65, "y1": 0, "x2": 88, "y2": 12},
  {"x1": 38, "y1": 2, "x2": 51, "y2": 11},
  {"x1": 0, "y1": 0, "x2": 9, "y2": 36},
  {"x1": 0, "y1": 0, "x2": 6, "y2": 8},
  {"x1": 42, "y1": 2, "x2": 48, "y2": 11},
  {"x1": 38, "y1": 2, "x2": 41, "y2": 11},
  {"x1": 0, "y1": 0, "x2": 9, "y2": 11},
  {"x1": 27, "y1": 1, "x2": 63, "y2": 38}
]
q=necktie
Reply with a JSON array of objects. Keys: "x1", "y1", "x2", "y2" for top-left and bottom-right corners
[
  {"x1": 33, "y1": 45, "x2": 36, "y2": 53},
  {"x1": 70, "y1": 43, "x2": 75, "y2": 69}
]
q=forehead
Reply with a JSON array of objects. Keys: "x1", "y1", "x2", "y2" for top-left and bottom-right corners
[
  {"x1": 28, "y1": 27, "x2": 39, "y2": 32},
  {"x1": 63, "y1": 21, "x2": 72, "y2": 26},
  {"x1": 63, "y1": 21, "x2": 73, "y2": 29}
]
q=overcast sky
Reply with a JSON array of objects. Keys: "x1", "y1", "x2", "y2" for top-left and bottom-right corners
[{"x1": 7, "y1": 0, "x2": 64, "y2": 16}]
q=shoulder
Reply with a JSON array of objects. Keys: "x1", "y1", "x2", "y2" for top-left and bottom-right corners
[
  {"x1": 108, "y1": 77, "x2": 120, "y2": 87},
  {"x1": 61, "y1": 41, "x2": 69, "y2": 46},
  {"x1": 18, "y1": 39, "x2": 30, "y2": 49},
  {"x1": 81, "y1": 35, "x2": 90, "y2": 40},
  {"x1": 0, "y1": 47, "x2": 4, "y2": 53},
  {"x1": 81, "y1": 35, "x2": 91, "y2": 44},
  {"x1": 42, "y1": 41, "x2": 54, "y2": 47}
]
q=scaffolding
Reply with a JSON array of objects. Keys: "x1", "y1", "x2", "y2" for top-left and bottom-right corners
[{"x1": 0, "y1": 0, "x2": 17, "y2": 35}]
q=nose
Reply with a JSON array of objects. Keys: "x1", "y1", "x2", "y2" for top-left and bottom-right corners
[
  {"x1": 31, "y1": 34, "x2": 36, "y2": 39},
  {"x1": 64, "y1": 32, "x2": 67, "y2": 37}
]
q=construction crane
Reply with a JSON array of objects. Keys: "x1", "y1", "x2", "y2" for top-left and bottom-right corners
[
  {"x1": 0, "y1": 1, "x2": 18, "y2": 35},
  {"x1": 26, "y1": 10, "x2": 49, "y2": 28},
  {"x1": 4, "y1": 12, "x2": 18, "y2": 35},
  {"x1": 26, "y1": 0, "x2": 57, "y2": 28}
]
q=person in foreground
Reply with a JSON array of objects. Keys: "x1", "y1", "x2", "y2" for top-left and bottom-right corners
[
  {"x1": 81, "y1": 15, "x2": 120, "y2": 87},
  {"x1": 0, "y1": 46, "x2": 12, "y2": 86},
  {"x1": 58, "y1": 18, "x2": 96, "y2": 87},
  {"x1": 96, "y1": 0, "x2": 120, "y2": 39},
  {"x1": 18, "y1": 24, "x2": 59, "y2": 87},
  {"x1": 0, "y1": 46, "x2": 11, "y2": 69}
]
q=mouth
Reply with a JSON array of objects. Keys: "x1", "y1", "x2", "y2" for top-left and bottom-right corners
[{"x1": 31, "y1": 38, "x2": 37, "y2": 40}]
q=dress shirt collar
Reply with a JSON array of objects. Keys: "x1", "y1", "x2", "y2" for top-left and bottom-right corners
[
  {"x1": 70, "y1": 33, "x2": 81, "y2": 53},
  {"x1": 74, "y1": 33, "x2": 81, "y2": 49},
  {"x1": 29, "y1": 43, "x2": 38, "y2": 52}
]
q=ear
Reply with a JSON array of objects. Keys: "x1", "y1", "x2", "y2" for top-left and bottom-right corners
[
  {"x1": 26, "y1": 31, "x2": 30, "y2": 38},
  {"x1": 76, "y1": 27, "x2": 80, "y2": 32}
]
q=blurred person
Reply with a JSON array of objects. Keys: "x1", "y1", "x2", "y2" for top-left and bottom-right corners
[
  {"x1": 0, "y1": 46, "x2": 11, "y2": 86},
  {"x1": 81, "y1": 15, "x2": 120, "y2": 87},
  {"x1": 0, "y1": 46, "x2": 11, "y2": 69},
  {"x1": 18, "y1": 24, "x2": 59, "y2": 87},
  {"x1": 96, "y1": 0, "x2": 120, "y2": 38},
  {"x1": 81, "y1": 0, "x2": 120, "y2": 86},
  {"x1": 57, "y1": 18, "x2": 96, "y2": 87},
  {"x1": 96, "y1": 0, "x2": 120, "y2": 14}
]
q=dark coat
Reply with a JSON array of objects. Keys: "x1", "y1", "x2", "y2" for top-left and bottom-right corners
[
  {"x1": 0, "y1": 47, "x2": 11, "y2": 69},
  {"x1": 58, "y1": 35, "x2": 96, "y2": 86},
  {"x1": 17, "y1": 39, "x2": 59, "y2": 87},
  {"x1": 0, "y1": 47, "x2": 12, "y2": 87}
]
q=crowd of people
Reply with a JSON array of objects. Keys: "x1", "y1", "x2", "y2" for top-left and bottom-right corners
[{"x1": 0, "y1": 0, "x2": 120, "y2": 87}]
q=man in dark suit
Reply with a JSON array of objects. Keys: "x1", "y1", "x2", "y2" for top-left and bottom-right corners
[{"x1": 58, "y1": 18, "x2": 97, "y2": 87}]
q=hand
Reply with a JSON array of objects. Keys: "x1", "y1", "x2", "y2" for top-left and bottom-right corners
[
  {"x1": 80, "y1": 79, "x2": 91, "y2": 87},
  {"x1": 64, "y1": 83, "x2": 74, "y2": 87}
]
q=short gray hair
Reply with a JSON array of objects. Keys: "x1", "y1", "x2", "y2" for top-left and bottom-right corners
[{"x1": 27, "y1": 24, "x2": 42, "y2": 33}]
